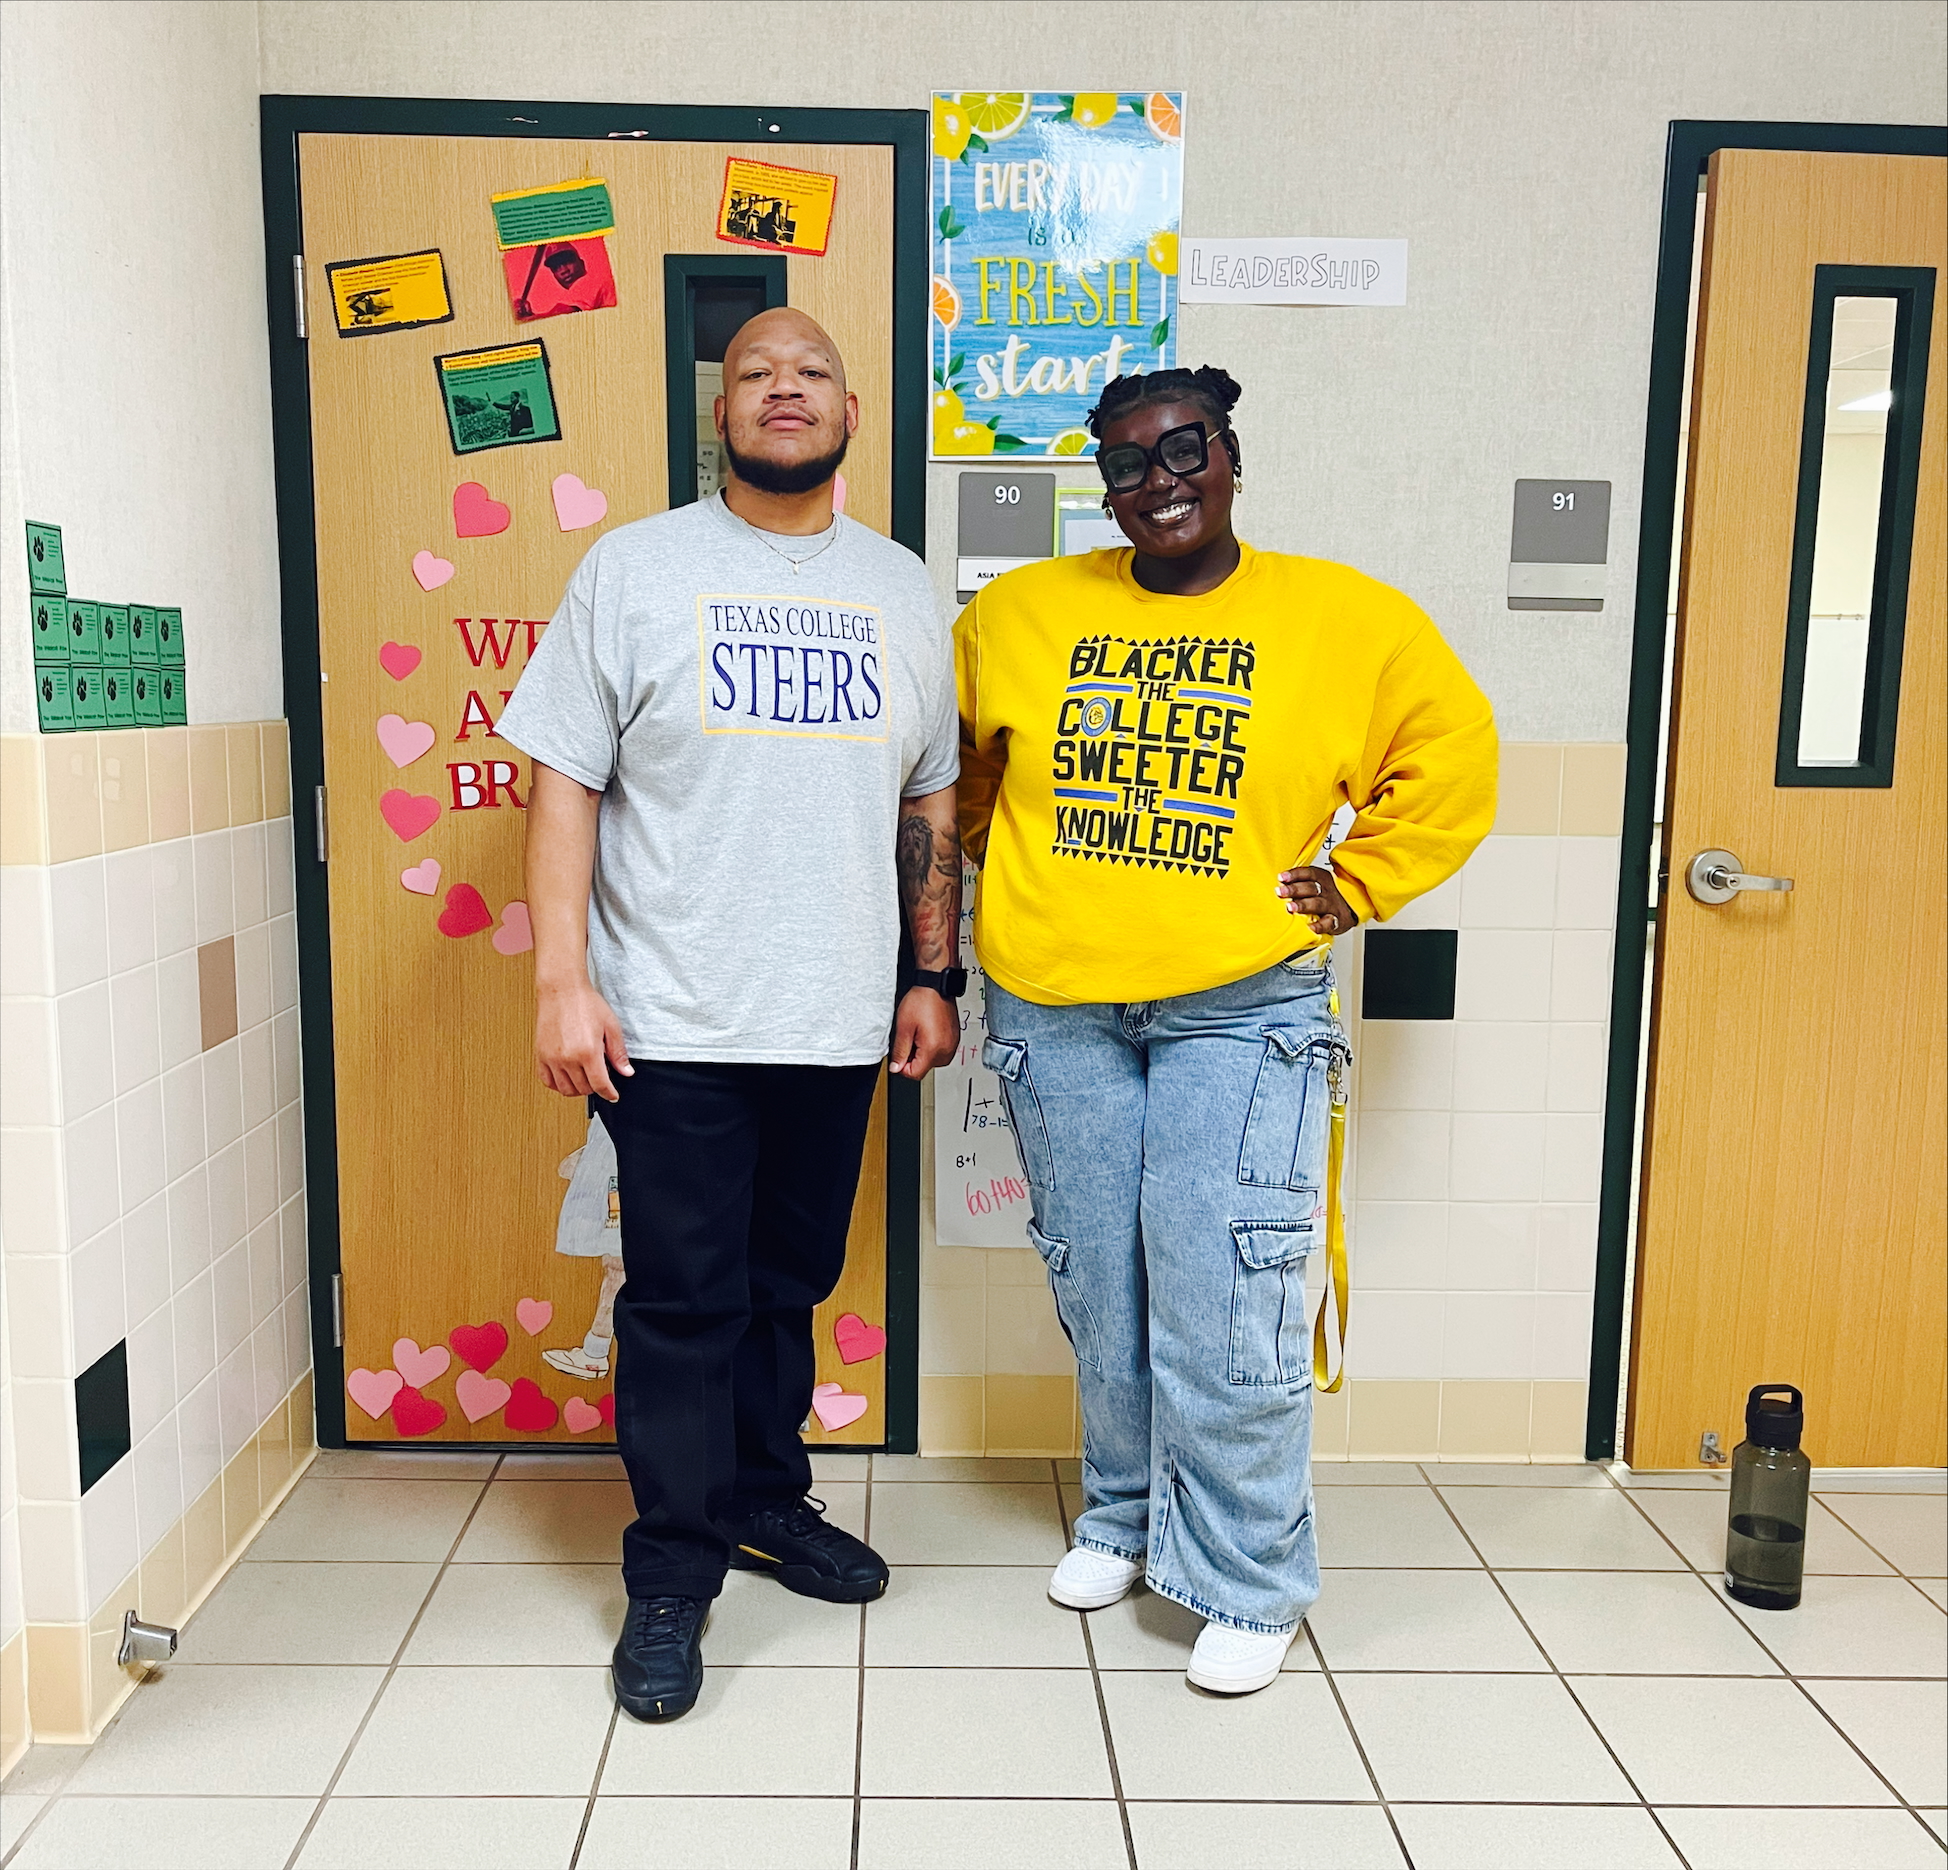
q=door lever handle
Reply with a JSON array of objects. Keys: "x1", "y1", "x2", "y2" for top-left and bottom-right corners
[{"x1": 1686, "y1": 848, "x2": 1795, "y2": 905}]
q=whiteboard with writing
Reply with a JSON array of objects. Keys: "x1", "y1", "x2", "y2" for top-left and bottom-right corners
[{"x1": 934, "y1": 860, "x2": 1034, "y2": 1246}]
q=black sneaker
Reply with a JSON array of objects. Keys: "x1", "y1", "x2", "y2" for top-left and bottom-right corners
[
  {"x1": 725, "y1": 1495, "x2": 889, "y2": 1603},
  {"x1": 611, "y1": 1594, "x2": 707, "y2": 1721}
]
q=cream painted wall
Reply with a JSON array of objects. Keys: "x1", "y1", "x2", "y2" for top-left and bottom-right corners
[
  {"x1": 0, "y1": 1, "x2": 282, "y2": 733},
  {"x1": 257, "y1": 0, "x2": 1947, "y2": 740}
]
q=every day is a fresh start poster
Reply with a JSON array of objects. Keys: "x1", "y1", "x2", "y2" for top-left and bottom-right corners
[{"x1": 931, "y1": 91, "x2": 1183, "y2": 460}]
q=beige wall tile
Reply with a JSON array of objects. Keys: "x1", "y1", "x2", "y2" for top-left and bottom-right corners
[
  {"x1": 984, "y1": 1246, "x2": 1046, "y2": 1287},
  {"x1": 1348, "y1": 1379, "x2": 1441, "y2": 1459},
  {"x1": 188, "y1": 725, "x2": 229, "y2": 834},
  {"x1": 1, "y1": 734, "x2": 49, "y2": 865},
  {"x1": 1312, "y1": 1381, "x2": 1351, "y2": 1461},
  {"x1": 919, "y1": 1374, "x2": 985, "y2": 1456},
  {"x1": 292, "y1": 1370, "x2": 316, "y2": 1454},
  {"x1": 225, "y1": 723, "x2": 264, "y2": 825},
  {"x1": 1560, "y1": 744, "x2": 1628, "y2": 836},
  {"x1": 145, "y1": 729, "x2": 192, "y2": 843},
  {"x1": 260, "y1": 721, "x2": 292, "y2": 818},
  {"x1": 25, "y1": 1622, "x2": 87, "y2": 1742},
  {"x1": 221, "y1": 1444, "x2": 262, "y2": 1555},
  {"x1": 1437, "y1": 1381, "x2": 1535, "y2": 1459},
  {"x1": 920, "y1": 1287, "x2": 985, "y2": 1377},
  {"x1": 1493, "y1": 744, "x2": 1561, "y2": 836},
  {"x1": 42, "y1": 734, "x2": 102, "y2": 863},
  {"x1": 1529, "y1": 1380, "x2": 1591, "y2": 1459},
  {"x1": 87, "y1": 1566, "x2": 144, "y2": 1731},
  {"x1": 0, "y1": 1631, "x2": 27, "y2": 1772},
  {"x1": 98, "y1": 736, "x2": 150, "y2": 853},
  {"x1": 198, "y1": 935, "x2": 239, "y2": 1050},
  {"x1": 255, "y1": 1394, "x2": 294, "y2": 1502},
  {"x1": 139, "y1": 1520, "x2": 187, "y2": 1629},
  {"x1": 984, "y1": 1374, "x2": 1078, "y2": 1456},
  {"x1": 985, "y1": 1284, "x2": 1076, "y2": 1377},
  {"x1": 922, "y1": 1244, "x2": 987, "y2": 1289},
  {"x1": 181, "y1": 1478, "x2": 226, "y2": 1608}
]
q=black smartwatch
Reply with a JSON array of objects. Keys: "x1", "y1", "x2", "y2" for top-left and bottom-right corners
[{"x1": 911, "y1": 966, "x2": 969, "y2": 1002}]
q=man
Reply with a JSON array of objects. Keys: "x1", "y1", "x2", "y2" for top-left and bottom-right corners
[{"x1": 497, "y1": 309, "x2": 963, "y2": 1724}]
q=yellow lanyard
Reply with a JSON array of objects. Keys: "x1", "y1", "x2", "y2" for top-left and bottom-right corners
[{"x1": 1313, "y1": 979, "x2": 1350, "y2": 1395}]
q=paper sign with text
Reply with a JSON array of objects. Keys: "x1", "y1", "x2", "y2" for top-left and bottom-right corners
[
  {"x1": 717, "y1": 159, "x2": 838, "y2": 257},
  {"x1": 327, "y1": 250, "x2": 455, "y2": 336},
  {"x1": 1178, "y1": 238, "x2": 1408, "y2": 306}
]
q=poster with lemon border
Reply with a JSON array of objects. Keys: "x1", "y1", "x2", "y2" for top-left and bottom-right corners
[{"x1": 931, "y1": 91, "x2": 1182, "y2": 460}]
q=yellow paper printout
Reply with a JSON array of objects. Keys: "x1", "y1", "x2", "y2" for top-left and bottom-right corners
[
  {"x1": 326, "y1": 250, "x2": 454, "y2": 337},
  {"x1": 716, "y1": 160, "x2": 838, "y2": 258}
]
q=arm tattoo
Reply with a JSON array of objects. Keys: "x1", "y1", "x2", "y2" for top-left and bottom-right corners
[{"x1": 897, "y1": 803, "x2": 962, "y2": 972}]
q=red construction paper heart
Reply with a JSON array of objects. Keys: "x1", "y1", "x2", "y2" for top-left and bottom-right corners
[
  {"x1": 597, "y1": 1392, "x2": 615, "y2": 1427},
  {"x1": 391, "y1": 1385, "x2": 448, "y2": 1438},
  {"x1": 448, "y1": 1319, "x2": 508, "y2": 1373},
  {"x1": 503, "y1": 1377, "x2": 559, "y2": 1433},
  {"x1": 380, "y1": 789, "x2": 440, "y2": 842},
  {"x1": 379, "y1": 641, "x2": 422, "y2": 681},
  {"x1": 453, "y1": 481, "x2": 512, "y2": 538},
  {"x1": 833, "y1": 1313, "x2": 887, "y2": 1365},
  {"x1": 437, "y1": 884, "x2": 493, "y2": 938}
]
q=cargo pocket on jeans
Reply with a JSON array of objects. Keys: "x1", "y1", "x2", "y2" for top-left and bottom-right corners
[
  {"x1": 1237, "y1": 1029, "x2": 1342, "y2": 1190},
  {"x1": 982, "y1": 1036, "x2": 1055, "y2": 1192},
  {"x1": 1227, "y1": 1219, "x2": 1314, "y2": 1387},
  {"x1": 1028, "y1": 1220, "x2": 1099, "y2": 1372}
]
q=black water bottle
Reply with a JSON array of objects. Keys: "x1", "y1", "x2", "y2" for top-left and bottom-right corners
[{"x1": 1724, "y1": 1384, "x2": 1810, "y2": 1610}]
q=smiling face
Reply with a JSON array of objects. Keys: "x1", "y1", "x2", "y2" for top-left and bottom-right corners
[
  {"x1": 716, "y1": 309, "x2": 859, "y2": 494},
  {"x1": 1099, "y1": 398, "x2": 1237, "y2": 559}
]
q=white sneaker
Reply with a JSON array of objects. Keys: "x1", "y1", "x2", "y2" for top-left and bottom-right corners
[
  {"x1": 1186, "y1": 1620, "x2": 1295, "y2": 1694},
  {"x1": 1048, "y1": 1546, "x2": 1142, "y2": 1610},
  {"x1": 542, "y1": 1346, "x2": 610, "y2": 1380}
]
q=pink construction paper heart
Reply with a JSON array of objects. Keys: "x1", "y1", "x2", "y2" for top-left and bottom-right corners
[
  {"x1": 380, "y1": 789, "x2": 440, "y2": 842},
  {"x1": 455, "y1": 1369, "x2": 512, "y2": 1424},
  {"x1": 437, "y1": 884, "x2": 493, "y2": 939},
  {"x1": 831, "y1": 471, "x2": 847, "y2": 516},
  {"x1": 411, "y1": 550, "x2": 456, "y2": 591},
  {"x1": 833, "y1": 1312, "x2": 886, "y2": 1365},
  {"x1": 376, "y1": 713, "x2": 437, "y2": 768},
  {"x1": 392, "y1": 1337, "x2": 450, "y2": 1389},
  {"x1": 492, "y1": 900, "x2": 533, "y2": 955},
  {"x1": 453, "y1": 481, "x2": 511, "y2": 538},
  {"x1": 551, "y1": 472, "x2": 608, "y2": 532},
  {"x1": 379, "y1": 641, "x2": 422, "y2": 681},
  {"x1": 515, "y1": 1297, "x2": 553, "y2": 1336},
  {"x1": 346, "y1": 1367, "x2": 403, "y2": 1421},
  {"x1": 810, "y1": 1382, "x2": 868, "y2": 1431},
  {"x1": 400, "y1": 858, "x2": 442, "y2": 896},
  {"x1": 563, "y1": 1397, "x2": 603, "y2": 1434}
]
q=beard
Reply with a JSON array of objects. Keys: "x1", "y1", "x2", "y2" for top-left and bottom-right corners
[{"x1": 721, "y1": 422, "x2": 849, "y2": 496}]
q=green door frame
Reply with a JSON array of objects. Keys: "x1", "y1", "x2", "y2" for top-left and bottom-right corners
[{"x1": 258, "y1": 94, "x2": 930, "y2": 1451}]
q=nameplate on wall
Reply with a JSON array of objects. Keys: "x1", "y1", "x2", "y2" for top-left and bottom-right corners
[
  {"x1": 1178, "y1": 238, "x2": 1408, "y2": 306},
  {"x1": 957, "y1": 471, "x2": 1056, "y2": 603}
]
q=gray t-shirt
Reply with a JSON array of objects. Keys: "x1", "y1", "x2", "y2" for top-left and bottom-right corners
[{"x1": 496, "y1": 494, "x2": 958, "y2": 1065}]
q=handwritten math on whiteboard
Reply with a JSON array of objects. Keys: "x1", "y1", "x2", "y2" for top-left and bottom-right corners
[{"x1": 933, "y1": 860, "x2": 1034, "y2": 1246}]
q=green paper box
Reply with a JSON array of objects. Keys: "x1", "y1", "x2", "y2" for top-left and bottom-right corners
[
  {"x1": 129, "y1": 605, "x2": 159, "y2": 665},
  {"x1": 159, "y1": 667, "x2": 187, "y2": 726},
  {"x1": 66, "y1": 600, "x2": 100, "y2": 661},
  {"x1": 99, "y1": 605, "x2": 132, "y2": 667},
  {"x1": 157, "y1": 608, "x2": 184, "y2": 668},
  {"x1": 132, "y1": 667, "x2": 162, "y2": 726},
  {"x1": 70, "y1": 665, "x2": 107, "y2": 729},
  {"x1": 25, "y1": 522, "x2": 65, "y2": 595},
  {"x1": 35, "y1": 665, "x2": 74, "y2": 733},
  {"x1": 32, "y1": 596, "x2": 69, "y2": 664},
  {"x1": 102, "y1": 666, "x2": 135, "y2": 729}
]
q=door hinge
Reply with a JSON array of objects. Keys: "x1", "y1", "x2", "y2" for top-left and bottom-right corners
[
  {"x1": 292, "y1": 254, "x2": 307, "y2": 340},
  {"x1": 330, "y1": 1272, "x2": 344, "y2": 1348},
  {"x1": 314, "y1": 784, "x2": 328, "y2": 863}
]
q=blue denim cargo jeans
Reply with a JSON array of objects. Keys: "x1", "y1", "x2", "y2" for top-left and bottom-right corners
[{"x1": 983, "y1": 955, "x2": 1346, "y2": 1634}]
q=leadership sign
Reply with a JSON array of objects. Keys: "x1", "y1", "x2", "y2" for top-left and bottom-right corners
[{"x1": 931, "y1": 91, "x2": 1183, "y2": 460}]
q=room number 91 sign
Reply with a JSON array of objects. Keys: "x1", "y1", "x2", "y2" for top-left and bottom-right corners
[{"x1": 930, "y1": 90, "x2": 1184, "y2": 461}]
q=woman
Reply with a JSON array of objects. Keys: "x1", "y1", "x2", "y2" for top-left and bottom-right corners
[{"x1": 956, "y1": 366, "x2": 1495, "y2": 1694}]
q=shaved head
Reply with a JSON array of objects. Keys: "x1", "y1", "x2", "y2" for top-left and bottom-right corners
[
  {"x1": 716, "y1": 307, "x2": 857, "y2": 498},
  {"x1": 722, "y1": 307, "x2": 848, "y2": 391}
]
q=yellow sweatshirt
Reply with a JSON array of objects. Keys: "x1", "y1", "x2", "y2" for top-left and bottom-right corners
[{"x1": 956, "y1": 543, "x2": 1498, "y2": 1006}]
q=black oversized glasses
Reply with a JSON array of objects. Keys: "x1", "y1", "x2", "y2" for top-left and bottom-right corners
[{"x1": 1097, "y1": 420, "x2": 1220, "y2": 494}]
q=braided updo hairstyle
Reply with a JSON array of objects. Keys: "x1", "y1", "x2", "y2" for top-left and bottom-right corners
[{"x1": 1085, "y1": 364, "x2": 1243, "y2": 440}]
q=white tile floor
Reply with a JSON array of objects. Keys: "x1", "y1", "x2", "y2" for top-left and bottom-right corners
[{"x1": 3, "y1": 1454, "x2": 1943, "y2": 1869}]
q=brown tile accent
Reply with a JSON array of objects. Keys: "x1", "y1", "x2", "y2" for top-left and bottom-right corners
[
  {"x1": 1438, "y1": 1380, "x2": 1535, "y2": 1458},
  {"x1": 1493, "y1": 743, "x2": 1562, "y2": 836},
  {"x1": 260, "y1": 721, "x2": 292, "y2": 818},
  {"x1": 198, "y1": 936, "x2": 239, "y2": 1050},
  {"x1": 188, "y1": 724, "x2": 230, "y2": 834},
  {"x1": 1529, "y1": 1380, "x2": 1591, "y2": 1458},
  {"x1": 42, "y1": 733, "x2": 103, "y2": 863},
  {"x1": 145, "y1": 727, "x2": 192, "y2": 843},
  {"x1": 225, "y1": 723, "x2": 264, "y2": 825},
  {"x1": 1348, "y1": 1378, "x2": 1441, "y2": 1459},
  {"x1": 1313, "y1": 1380, "x2": 1351, "y2": 1460},
  {"x1": 221, "y1": 1443, "x2": 262, "y2": 1557},
  {"x1": 25, "y1": 1622, "x2": 88, "y2": 1742},
  {"x1": 918, "y1": 1374, "x2": 984, "y2": 1455},
  {"x1": 0, "y1": 735, "x2": 49, "y2": 865},
  {"x1": 181, "y1": 1479, "x2": 227, "y2": 1613},
  {"x1": 292, "y1": 1370, "x2": 317, "y2": 1455},
  {"x1": 99, "y1": 737, "x2": 150, "y2": 853},
  {"x1": 983, "y1": 1374, "x2": 1079, "y2": 1456},
  {"x1": 138, "y1": 1519, "x2": 187, "y2": 1630},
  {"x1": 1560, "y1": 743, "x2": 1628, "y2": 836}
]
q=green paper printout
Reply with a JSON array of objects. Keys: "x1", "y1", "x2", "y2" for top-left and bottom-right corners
[
  {"x1": 103, "y1": 667, "x2": 135, "y2": 729},
  {"x1": 66, "y1": 600, "x2": 100, "y2": 661},
  {"x1": 25, "y1": 522, "x2": 65, "y2": 594},
  {"x1": 132, "y1": 667, "x2": 162, "y2": 727},
  {"x1": 157, "y1": 608, "x2": 184, "y2": 668},
  {"x1": 490, "y1": 179, "x2": 615, "y2": 250},
  {"x1": 159, "y1": 668, "x2": 187, "y2": 726},
  {"x1": 35, "y1": 665, "x2": 74, "y2": 732},
  {"x1": 435, "y1": 342, "x2": 561, "y2": 455},
  {"x1": 129, "y1": 606, "x2": 158, "y2": 665},
  {"x1": 99, "y1": 605, "x2": 131, "y2": 667},
  {"x1": 70, "y1": 665, "x2": 106, "y2": 729},
  {"x1": 33, "y1": 596, "x2": 69, "y2": 664}
]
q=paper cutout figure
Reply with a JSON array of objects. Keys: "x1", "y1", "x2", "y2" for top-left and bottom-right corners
[
  {"x1": 452, "y1": 480, "x2": 513, "y2": 537},
  {"x1": 456, "y1": 1370, "x2": 512, "y2": 1423},
  {"x1": 327, "y1": 249, "x2": 453, "y2": 337},
  {"x1": 347, "y1": 1367, "x2": 403, "y2": 1420},
  {"x1": 551, "y1": 472, "x2": 608, "y2": 532},
  {"x1": 401, "y1": 858, "x2": 442, "y2": 896},
  {"x1": 503, "y1": 1377, "x2": 560, "y2": 1433},
  {"x1": 449, "y1": 1320, "x2": 509, "y2": 1373},
  {"x1": 811, "y1": 1382, "x2": 868, "y2": 1431},
  {"x1": 380, "y1": 789, "x2": 441, "y2": 842},
  {"x1": 717, "y1": 158, "x2": 838, "y2": 257},
  {"x1": 492, "y1": 901, "x2": 534, "y2": 955},
  {"x1": 376, "y1": 714, "x2": 436, "y2": 768},
  {"x1": 542, "y1": 1117, "x2": 626, "y2": 1383},
  {"x1": 516, "y1": 1297, "x2": 553, "y2": 1335},
  {"x1": 437, "y1": 884, "x2": 493, "y2": 938},
  {"x1": 437, "y1": 344, "x2": 561, "y2": 456},
  {"x1": 411, "y1": 550, "x2": 456, "y2": 591},
  {"x1": 833, "y1": 1313, "x2": 887, "y2": 1365},
  {"x1": 563, "y1": 1397, "x2": 604, "y2": 1434},
  {"x1": 392, "y1": 1386, "x2": 448, "y2": 1437},
  {"x1": 392, "y1": 1337, "x2": 450, "y2": 1388},
  {"x1": 379, "y1": 641, "x2": 422, "y2": 680},
  {"x1": 504, "y1": 238, "x2": 617, "y2": 321}
]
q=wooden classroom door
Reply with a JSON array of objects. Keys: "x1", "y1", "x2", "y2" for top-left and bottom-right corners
[
  {"x1": 297, "y1": 129, "x2": 895, "y2": 1445},
  {"x1": 1630, "y1": 150, "x2": 1945, "y2": 1469}
]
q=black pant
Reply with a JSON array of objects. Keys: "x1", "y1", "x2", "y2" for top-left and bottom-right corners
[{"x1": 597, "y1": 1058, "x2": 880, "y2": 1600}]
